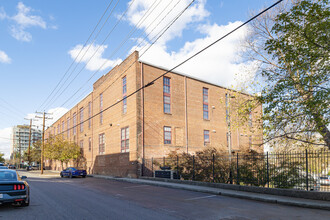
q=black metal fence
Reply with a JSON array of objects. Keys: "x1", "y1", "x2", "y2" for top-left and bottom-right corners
[{"x1": 142, "y1": 150, "x2": 330, "y2": 192}]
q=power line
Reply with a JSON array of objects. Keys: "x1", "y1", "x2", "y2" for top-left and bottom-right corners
[
  {"x1": 42, "y1": 0, "x2": 136, "y2": 111},
  {"x1": 47, "y1": 0, "x2": 284, "y2": 138},
  {"x1": 54, "y1": 0, "x2": 185, "y2": 111},
  {"x1": 42, "y1": 0, "x2": 122, "y2": 111},
  {"x1": 0, "y1": 97, "x2": 26, "y2": 117},
  {"x1": 38, "y1": 0, "x2": 117, "y2": 111}
]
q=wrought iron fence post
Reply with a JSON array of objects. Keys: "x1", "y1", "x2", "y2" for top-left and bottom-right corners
[
  {"x1": 142, "y1": 158, "x2": 144, "y2": 177},
  {"x1": 236, "y1": 153, "x2": 239, "y2": 185},
  {"x1": 176, "y1": 155, "x2": 179, "y2": 177},
  {"x1": 151, "y1": 157, "x2": 154, "y2": 177},
  {"x1": 267, "y1": 152, "x2": 269, "y2": 188},
  {"x1": 306, "y1": 149, "x2": 309, "y2": 191},
  {"x1": 212, "y1": 154, "x2": 215, "y2": 183},
  {"x1": 193, "y1": 155, "x2": 195, "y2": 181}
]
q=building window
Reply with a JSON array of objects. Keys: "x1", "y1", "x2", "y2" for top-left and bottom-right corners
[
  {"x1": 123, "y1": 76, "x2": 127, "y2": 114},
  {"x1": 203, "y1": 88, "x2": 209, "y2": 119},
  {"x1": 88, "y1": 102, "x2": 92, "y2": 129},
  {"x1": 121, "y1": 127, "x2": 129, "y2": 153},
  {"x1": 73, "y1": 113, "x2": 77, "y2": 135},
  {"x1": 62, "y1": 121, "x2": 65, "y2": 133},
  {"x1": 163, "y1": 77, "x2": 171, "y2": 113},
  {"x1": 99, "y1": 133, "x2": 105, "y2": 154},
  {"x1": 80, "y1": 140, "x2": 84, "y2": 155},
  {"x1": 80, "y1": 107, "x2": 84, "y2": 133},
  {"x1": 88, "y1": 137, "x2": 92, "y2": 152},
  {"x1": 100, "y1": 93, "x2": 103, "y2": 125},
  {"x1": 67, "y1": 117, "x2": 70, "y2": 138},
  {"x1": 57, "y1": 124, "x2": 60, "y2": 134},
  {"x1": 164, "y1": 126, "x2": 171, "y2": 144},
  {"x1": 204, "y1": 130, "x2": 210, "y2": 145}
]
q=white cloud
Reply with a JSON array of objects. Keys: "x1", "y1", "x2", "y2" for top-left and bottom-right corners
[
  {"x1": 25, "y1": 107, "x2": 69, "y2": 130},
  {"x1": 0, "y1": 50, "x2": 11, "y2": 63},
  {"x1": 139, "y1": 21, "x2": 254, "y2": 87},
  {"x1": 68, "y1": 44, "x2": 122, "y2": 71},
  {"x1": 12, "y1": 2, "x2": 46, "y2": 28},
  {"x1": 0, "y1": 7, "x2": 7, "y2": 19},
  {"x1": 125, "y1": 0, "x2": 257, "y2": 88},
  {"x1": 126, "y1": 0, "x2": 209, "y2": 46},
  {"x1": 0, "y1": 107, "x2": 68, "y2": 159},
  {"x1": 0, "y1": 127, "x2": 12, "y2": 159},
  {"x1": 1, "y1": 2, "x2": 47, "y2": 42}
]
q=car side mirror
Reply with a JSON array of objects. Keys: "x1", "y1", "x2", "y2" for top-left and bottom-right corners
[{"x1": 21, "y1": 176, "x2": 27, "y2": 179}]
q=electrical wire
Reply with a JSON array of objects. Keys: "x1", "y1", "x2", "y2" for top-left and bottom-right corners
[
  {"x1": 55, "y1": 0, "x2": 183, "y2": 110},
  {"x1": 38, "y1": 0, "x2": 117, "y2": 111},
  {"x1": 43, "y1": 0, "x2": 137, "y2": 111},
  {"x1": 47, "y1": 0, "x2": 284, "y2": 138}
]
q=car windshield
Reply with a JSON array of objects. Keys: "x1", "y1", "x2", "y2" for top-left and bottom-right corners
[
  {"x1": 0, "y1": 171, "x2": 17, "y2": 181},
  {"x1": 70, "y1": 168, "x2": 77, "y2": 171}
]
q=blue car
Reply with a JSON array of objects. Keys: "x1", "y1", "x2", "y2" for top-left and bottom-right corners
[
  {"x1": 60, "y1": 167, "x2": 86, "y2": 178},
  {"x1": 0, "y1": 170, "x2": 30, "y2": 206}
]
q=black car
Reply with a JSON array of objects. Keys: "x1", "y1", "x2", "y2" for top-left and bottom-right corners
[
  {"x1": 0, "y1": 170, "x2": 30, "y2": 206},
  {"x1": 8, "y1": 165, "x2": 16, "y2": 169}
]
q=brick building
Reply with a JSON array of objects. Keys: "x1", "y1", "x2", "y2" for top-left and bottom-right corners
[{"x1": 45, "y1": 51, "x2": 262, "y2": 177}]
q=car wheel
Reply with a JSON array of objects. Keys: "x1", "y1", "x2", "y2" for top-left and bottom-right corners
[
  {"x1": 21, "y1": 197, "x2": 30, "y2": 207},
  {"x1": 82, "y1": 175, "x2": 86, "y2": 178},
  {"x1": 60, "y1": 173, "x2": 63, "y2": 178}
]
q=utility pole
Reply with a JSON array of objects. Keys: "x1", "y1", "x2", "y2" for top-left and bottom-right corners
[
  {"x1": 24, "y1": 118, "x2": 37, "y2": 166},
  {"x1": 35, "y1": 111, "x2": 52, "y2": 174}
]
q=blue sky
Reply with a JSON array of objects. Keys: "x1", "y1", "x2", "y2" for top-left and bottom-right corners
[{"x1": 0, "y1": 0, "x2": 276, "y2": 158}]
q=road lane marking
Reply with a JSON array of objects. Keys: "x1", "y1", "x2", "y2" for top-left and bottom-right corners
[
  {"x1": 185, "y1": 195, "x2": 216, "y2": 201},
  {"x1": 124, "y1": 185, "x2": 148, "y2": 189}
]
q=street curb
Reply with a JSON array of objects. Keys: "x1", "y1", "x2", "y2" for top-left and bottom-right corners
[{"x1": 88, "y1": 175, "x2": 330, "y2": 211}]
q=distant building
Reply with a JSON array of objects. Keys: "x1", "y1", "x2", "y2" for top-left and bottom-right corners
[
  {"x1": 11, "y1": 125, "x2": 42, "y2": 161},
  {"x1": 45, "y1": 51, "x2": 263, "y2": 177}
]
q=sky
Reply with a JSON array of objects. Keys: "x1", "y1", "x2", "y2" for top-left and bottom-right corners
[{"x1": 0, "y1": 0, "x2": 277, "y2": 158}]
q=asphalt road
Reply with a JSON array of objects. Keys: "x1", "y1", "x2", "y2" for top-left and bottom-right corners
[{"x1": 0, "y1": 172, "x2": 329, "y2": 220}]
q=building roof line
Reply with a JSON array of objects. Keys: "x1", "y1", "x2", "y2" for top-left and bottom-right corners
[{"x1": 139, "y1": 60, "x2": 253, "y2": 97}]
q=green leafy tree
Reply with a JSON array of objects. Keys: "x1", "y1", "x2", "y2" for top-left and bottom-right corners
[
  {"x1": 45, "y1": 135, "x2": 82, "y2": 169},
  {"x1": 244, "y1": 0, "x2": 329, "y2": 149},
  {"x1": 29, "y1": 140, "x2": 42, "y2": 164},
  {"x1": 0, "y1": 153, "x2": 5, "y2": 163}
]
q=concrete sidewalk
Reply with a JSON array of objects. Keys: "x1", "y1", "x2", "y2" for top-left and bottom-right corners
[
  {"x1": 88, "y1": 174, "x2": 330, "y2": 211},
  {"x1": 18, "y1": 169, "x2": 60, "y2": 178}
]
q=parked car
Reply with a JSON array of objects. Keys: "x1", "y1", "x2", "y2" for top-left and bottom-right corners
[
  {"x1": 0, "y1": 166, "x2": 8, "y2": 169},
  {"x1": 26, "y1": 166, "x2": 34, "y2": 171},
  {"x1": 60, "y1": 167, "x2": 86, "y2": 178},
  {"x1": 8, "y1": 165, "x2": 16, "y2": 169},
  {"x1": 320, "y1": 176, "x2": 330, "y2": 186},
  {"x1": 0, "y1": 170, "x2": 30, "y2": 206},
  {"x1": 292, "y1": 175, "x2": 321, "y2": 191}
]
